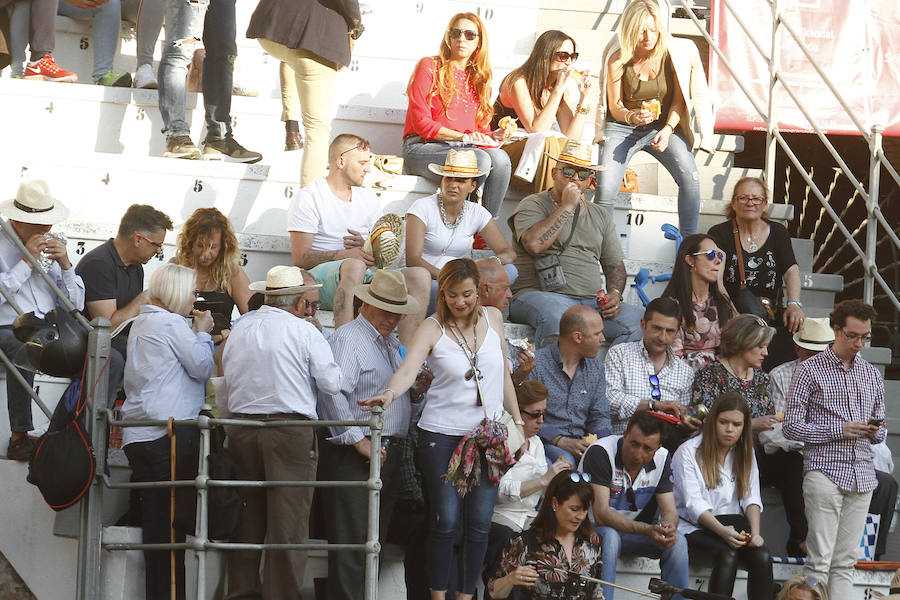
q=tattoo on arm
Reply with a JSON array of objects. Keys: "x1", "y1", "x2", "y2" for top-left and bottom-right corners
[
  {"x1": 603, "y1": 261, "x2": 627, "y2": 293},
  {"x1": 536, "y1": 210, "x2": 573, "y2": 246},
  {"x1": 302, "y1": 249, "x2": 339, "y2": 266}
]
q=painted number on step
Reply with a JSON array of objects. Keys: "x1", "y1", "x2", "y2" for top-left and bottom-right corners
[
  {"x1": 239, "y1": 252, "x2": 248, "y2": 267},
  {"x1": 284, "y1": 186, "x2": 294, "y2": 198},
  {"x1": 76, "y1": 242, "x2": 85, "y2": 256},
  {"x1": 157, "y1": 251, "x2": 165, "y2": 261},
  {"x1": 626, "y1": 212, "x2": 645, "y2": 226},
  {"x1": 415, "y1": 1, "x2": 423, "y2": 12},
  {"x1": 193, "y1": 179, "x2": 203, "y2": 193},
  {"x1": 136, "y1": 108, "x2": 146, "y2": 121},
  {"x1": 80, "y1": 37, "x2": 89, "y2": 50},
  {"x1": 231, "y1": 116, "x2": 238, "y2": 129},
  {"x1": 476, "y1": 7, "x2": 494, "y2": 19},
  {"x1": 350, "y1": 59, "x2": 359, "y2": 72},
  {"x1": 802, "y1": 274, "x2": 813, "y2": 288}
]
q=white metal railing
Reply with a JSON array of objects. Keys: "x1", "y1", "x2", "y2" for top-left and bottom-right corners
[{"x1": 682, "y1": 0, "x2": 900, "y2": 316}]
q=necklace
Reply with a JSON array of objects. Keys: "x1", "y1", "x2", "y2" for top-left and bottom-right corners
[
  {"x1": 747, "y1": 235, "x2": 759, "y2": 253},
  {"x1": 439, "y1": 193, "x2": 466, "y2": 229}
]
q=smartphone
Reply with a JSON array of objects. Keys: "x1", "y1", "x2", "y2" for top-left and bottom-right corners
[{"x1": 869, "y1": 418, "x2": 884, "y2": 427}]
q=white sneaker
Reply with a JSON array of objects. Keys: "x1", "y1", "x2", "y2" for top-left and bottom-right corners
[{"x1": 134, "y1": 64, "x2": 157, "y2": 89}]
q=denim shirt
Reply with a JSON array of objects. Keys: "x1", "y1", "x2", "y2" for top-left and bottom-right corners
[{"x1": 531, "y1": 343, "x2": 611, "y2": 444}]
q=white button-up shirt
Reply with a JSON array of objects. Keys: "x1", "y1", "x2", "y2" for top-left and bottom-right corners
[
  {"x1": 0, "y1": 223, "x2": 84, "y2": 324},
  {"x1": 672, "y1": 433, "x2": 762, "y2": 536},
  {"x1": 223, "y1": 305, "x2": 341, "y2": 418}
]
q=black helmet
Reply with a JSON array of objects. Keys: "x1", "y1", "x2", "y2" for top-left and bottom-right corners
[{"x1": 13, "y1": 309, "x2": 88, "y2": 378}]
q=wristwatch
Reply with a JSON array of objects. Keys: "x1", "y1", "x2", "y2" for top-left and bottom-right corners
[{"x1": 649, "y1": 399, "x2": 655, "y2": 411}]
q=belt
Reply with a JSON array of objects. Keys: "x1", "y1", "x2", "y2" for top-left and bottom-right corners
[{"x1": 231, "y1": 412, "x2": 311, "y2": 421}]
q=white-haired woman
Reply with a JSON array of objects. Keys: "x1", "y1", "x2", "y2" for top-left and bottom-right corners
[{"x1": 121, "y1": 263, "x2": 214, "y2": 600}]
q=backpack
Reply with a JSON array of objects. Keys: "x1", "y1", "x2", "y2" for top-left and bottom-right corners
[{"x1": 27, "y1": 377, "x2": 96, "y2": 511}]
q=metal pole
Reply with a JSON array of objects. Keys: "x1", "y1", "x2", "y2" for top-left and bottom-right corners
[
  {"x1": 364, "y1": 406, "x2": 384, "y2": 600},
  {"x1": 195, "y1": 408, "x2": 212, "y2": 600},
  {"x1": 865, "y1": 125, "x2": 884, "y2": 307},
  {"x1": 76, "y1": 317, "x2": 111, "y2": 600},
  {"x1": 765, "y1": 0, "x2": 781, "y2": 186}
]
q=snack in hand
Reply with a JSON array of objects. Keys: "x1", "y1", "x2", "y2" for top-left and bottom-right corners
[
  {"x1": 582, "y1": 433, "x2": 598, "y2": 444},
  {"x1": 569, "y1": 69, "x2": 585, "y2": 83},
  {"x1": 509, "y1": 337, "x2": 534, "y2": 357},
  {"x1": 738, "y1": 530, "x2": 752, "y2": 543},
  {"x1": 775, "y1": 412, "x2": 784, "y2": 422},
  {"x1": 642, "y1": 98, "x2": 662, "y2": 120},
  {"x1": 498, "y1": 116, "x2": 518, "y2": 133}
]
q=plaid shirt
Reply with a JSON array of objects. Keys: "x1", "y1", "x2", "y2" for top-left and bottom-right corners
[
  {"x1": 604, "y1": 341, "x2": 694, "y2": 434},
  {"x1": 784, "y1": 346, "x2": 885, "y2": 492}
]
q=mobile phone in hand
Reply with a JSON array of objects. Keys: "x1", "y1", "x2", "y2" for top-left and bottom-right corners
[{"x1": 868, "y1": 418, "x2": 884, "y2": 427}]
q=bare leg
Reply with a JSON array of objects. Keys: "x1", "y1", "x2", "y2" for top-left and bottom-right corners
[
  {"x1": 333, "y1": 258, "x2": 367, "y2": 329},
  {"x1": 399, "y1": 266, "x2": 430, "y2": 346}
]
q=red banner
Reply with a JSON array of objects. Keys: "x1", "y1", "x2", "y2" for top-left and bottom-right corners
[{"x1": 708, "y1": 0, "x2": 900, "y2": 136}]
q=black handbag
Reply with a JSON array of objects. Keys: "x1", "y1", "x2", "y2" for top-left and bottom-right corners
[{"x1": 731, "y1": 222, "x2": 775, "y2": 322}]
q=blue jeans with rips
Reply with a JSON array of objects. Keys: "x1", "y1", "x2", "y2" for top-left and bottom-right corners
[
  {"x1": 596, "y1": 525, "x2": 690, "y2": 600},
  {"x1": 596, "y1": 121, "x2": 700, "y2": 235},
  {"x1": 202, "y1": 0, "x2": 236, "y2": 141},
  {"x1": 508, "y1": 291, "x2": 644, "y2": 349},
  {"x1": 158, "y1": 0, "x2": 208, "y2": 137}
]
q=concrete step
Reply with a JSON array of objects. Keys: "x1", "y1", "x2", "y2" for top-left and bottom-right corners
[{"x1": 791, "y1": 238, "x2": 814, "y2": 273}]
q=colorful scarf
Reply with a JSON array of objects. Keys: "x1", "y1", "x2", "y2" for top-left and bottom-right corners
[{"x1": 443, "y1": 417, "x2": 516, "y2": 497}]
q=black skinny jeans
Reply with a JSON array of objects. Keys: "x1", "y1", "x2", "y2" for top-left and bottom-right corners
[
  {"x1": 686, "y1": 514, "x2": 773, "y2": 600},
  {"x1": 756, "y1": 447, "x2": 807, "y2": 546}
]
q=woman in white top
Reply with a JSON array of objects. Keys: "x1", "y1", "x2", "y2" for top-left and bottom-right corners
[
  {"x1": 483, "y1": 380, "x2": 572, "y2": 588},
  {"x1": 406, "y1": 150, "x2": 517, "y2": 313},
  {"x1": 122, "y1": 263, "x2": 214, "y2": 600},
  {"x1": 361, "y1": 258, "x2": 523, "y2": 600},
  {"x1": 672, "y1": 390, "x2": 774, "y2": 600}
]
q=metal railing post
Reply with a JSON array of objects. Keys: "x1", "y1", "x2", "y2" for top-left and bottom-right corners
[
  {"x1": 765, "y1": 0, "x2": 781, "y2": 186},
  {"x1": 195, "y1": 408, "x2": 212, "y2": 600},
  {"x1": 865, "y1": 125, "x2": 884, "y2": 307},
  {"x1": 365, "y1": 406, "x2": 384, "y2": 600},
  {"x1": 76, "y1": 317, "x2": 111, "y2": 600}
]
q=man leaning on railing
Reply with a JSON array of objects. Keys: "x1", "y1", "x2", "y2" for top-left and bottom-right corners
[{"x1": 220, "y1": 265, "x2": 341, "y2": 598}]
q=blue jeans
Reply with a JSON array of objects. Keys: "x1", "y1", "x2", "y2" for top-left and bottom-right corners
[
  {"x1": 596, "y1": 121, "x2": 700, "y2": 235},
  {"x1": 417, "y1": 427, "x2": 499, "y2": 594},
  {"x1": 596, "y1": 526, "x2": 689, "y2": 600},
  {"x1": 0, "y1": 327, "x2": 35, "y2": 433},
  {"x1": 544, "y1": 443, "x2": 576, "y2": 467},
  {"x1": 402, "y1": 136, "x2": 512, "y2": 217},
  {"x1": 57, "y1": 0, "x2": 122, "y2": 82},
  {"x1": 158, "y1": 0, "x2": 208, "y2": 137},
  {"x1": 508, "y1": 291, "x2": 644, "y2": 348},
  {"x1": 202, "y1": 0, "x2": 235, "y2": 141}
]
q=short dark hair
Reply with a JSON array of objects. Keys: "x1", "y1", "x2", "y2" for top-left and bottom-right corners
[
  {"x1": 830, "y1": 299, "x2": 877, "y2": 329},
  {"x1": 644, "y1": 297, "x2": 682, "y2": 324},
  {"x1": 625, "y1": 409, "x2": 667, "y2": 439},
  {"x1": 529, "y1": 470, "x2": 594, "y2": 542},
  {"x1": 117, "y1": 204, "x2": 173, "y2": 238}
]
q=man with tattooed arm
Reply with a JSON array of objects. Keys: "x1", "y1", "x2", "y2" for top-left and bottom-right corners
[{"x1": 508, "y1": 139, "x2": 642, "y2": 348}]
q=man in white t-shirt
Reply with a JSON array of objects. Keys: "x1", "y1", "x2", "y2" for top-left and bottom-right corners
[{"x1": 288, "y1": 134, "x2": 429, "y2": 341}]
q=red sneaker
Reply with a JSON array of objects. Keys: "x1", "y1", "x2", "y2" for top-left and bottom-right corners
[{"x1": 24, "y1": 55, "x2": 78, "y2": 83}]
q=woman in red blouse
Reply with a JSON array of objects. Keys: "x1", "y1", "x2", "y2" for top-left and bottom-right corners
[{"x1": 401, "y1": 12, "x2": 511, "y2": 217}]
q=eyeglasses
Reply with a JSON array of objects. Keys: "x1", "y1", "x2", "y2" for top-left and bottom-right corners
[
  {"x1": 691, "y1": 249, "x2": 725, "y2": 262},
  {"x1": 520, "y1": 408, "x2": 545, "y2": 420},
  {"x1": 734, "y1": 194, "x2": 766, "y2": 205},
  {"x1": 840, "y1": 328, "x2": 871, "y2": 343},
  {"x1": 648, "y1": 374, "x2": 661, "y2": 401},
  {"x1": 136, "y1": 232, "x2": 164, "y2": 251},
  {"x1": 625, "y1": 487, "x2": 638, "y2": 511},
  {"x1": 303, "y1": 298, "x2": 321, "y2": 313},
  {"x1": 560, "y1": 166, "x2": 593, "y2": 181},
  {"x1": 339, "y1": 139, "x2": 371, "y2": 158},
  {"x1": 554, "y1": 51, "x2": 579, "y2": 63},
  {"x1": 569, "y1": 471, "x2": 592, "y2": 484},
  {"x1": 449, "y1": 28, "x2": 479, "y2": 41}
]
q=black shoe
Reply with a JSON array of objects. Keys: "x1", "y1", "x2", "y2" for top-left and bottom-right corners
[
  {"x1": 6, "y1": 435, "x2": 36, "y2": 462},
  {"x1": 201, "y1": 137, "x2": 262, "y2": 164},
  {"x1": 164, "y1": 135, "x2": 201, "y2": 159}
]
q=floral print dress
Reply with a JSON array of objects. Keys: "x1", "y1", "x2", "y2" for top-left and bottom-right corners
[
  {"x1": 692, "y1": 360, "x2": 773, "y2": 441},
  {"x1": 672, "y1": 297, "x2": 732, "y2": 372},
  {"x1": 487, "y1": 529, "x2": 605, "y2": 599}
]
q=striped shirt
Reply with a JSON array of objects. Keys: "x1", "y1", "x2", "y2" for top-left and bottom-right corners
[
  {"x1": 319, "y1": 314, "x2": 411, "y2": 444},
  {"x1": 604, "y1": 341, "x2": 694, "y2": 434},
  {"x1": 784, "y1": 345, "x2": 885, "y2": 492}
]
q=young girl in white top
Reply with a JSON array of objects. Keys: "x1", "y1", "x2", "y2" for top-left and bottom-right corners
[{"x1": 672, "y1": 390, "x2": 774, "y2": 600}]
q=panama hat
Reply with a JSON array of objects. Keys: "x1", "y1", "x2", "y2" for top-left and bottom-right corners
[
  {"x1": 249, "y1": 265, "x2": 321, "y2": 296},
  {"x1": 793, "y1": 317, "x2": 834, "y2": 352},
  {"x1": 868, "y1": 568, "x2": 899, "y2": 600},
  {"x1": 0, "y1": 180, "x2": 69, "y2": 225},
  {"x1": 363, "y1": 213, "x2": 404, "y2": 269},
  {"x1": 427, "y1": 149, "x2": 490, "y2": 178},
  {"x1": 544, "y1": 138, "x2": 605, "y2": 171},
  {"x1": 354, "y1": 269, "x2": 420, "y2": 315}
]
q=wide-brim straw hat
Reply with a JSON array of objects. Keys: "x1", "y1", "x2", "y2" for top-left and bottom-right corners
[
  {"x1": 0, "y1": 180, "x2": 69, "y2": 225},
  {"x1": 354, "y1": 269, "x2": 420, "y2": 315},
  {"x1": 427, "y1": 149, "x2": 490, "y2": 178},
  {"x1": 870, "y1": 568, "x2": 900, "y2": 600},
  {"x1": 793, "y1": 316, "x2": 834, "y2": 352},
  {"x1": 544, "y1": 138, "x2": 605, "y2": 171},
  {"x1": 249, "y1": 265, "x2": 321, "y2": 296},
  {"x1": 363, "y1": 213, "x2": 404, "y2": 269}
]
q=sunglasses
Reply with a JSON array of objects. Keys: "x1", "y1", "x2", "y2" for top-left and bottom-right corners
[
  {"x1": 520, "y1": 408, "x2": 545, "y2": 420},
  {"x1": 136, "y1": 231, "x2": 164, "y2": 251},
  {"x1": 569, "y1": 471, "x2": 592, "y2": 484},
  {"x1": 554, "y1": 51, "x2": 579, "y2": 62},
  {"x1": 625, "y1": 487, "x2": 638, "y2": 511},
  {"x1": 734, "y1": 194, "x2": 766, "y2": 205},
  {"x1": 691, "y1": 249, "x2": 725, "y2": 262},
  {"x1": 339, "y1": 139, "x2": 371, "y2": 158},
  {"x1": 648, "y1": 374, "x2": 661, "y2": 401},
  {"x1": 449, "y1": 28, "x2": 479, "y2": 41},
  {"x1": 560, "y1": 166, "x2": 593, "y2": 181},
  {"x1": 464, "y1": 354, "x2": 482, "y2": 383}
]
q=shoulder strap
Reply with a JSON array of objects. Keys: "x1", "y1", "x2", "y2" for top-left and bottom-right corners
[
  {"x1": 556, "y1": 203, "x2": 581, "y2": 256},
  {"x1": 732, "y1": 220, "x2": 748, "y2": 289}
]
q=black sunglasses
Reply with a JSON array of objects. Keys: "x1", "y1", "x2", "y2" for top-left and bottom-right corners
[
  {"x1": 648, "y1": 374, "x2": 661, "y2": 401},
  {"x1": 561, "y1": 166, "x2": 593, "y2": 181},
  {"x1": 554, "y1": 51, "x2": 579, "y2": 62},
  {"x1": 520, "y1": 408, "x2": 545, "y2": 420},
  {"x1": 339, "y1": 139, "x2": 371, "y2": 158},
  {"x1": 449, "y1": 28, "x2": 479, "y2": 41},
  {"x1": 569, "y1": 472, "x2": 592, "y2": 484},
  {"x1": 691, "y1": 249, "x2": 725, "y2": 262}
]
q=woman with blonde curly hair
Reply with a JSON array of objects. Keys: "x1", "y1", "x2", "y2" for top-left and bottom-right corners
[
  {"x1": 173, "y1": 208, "x2": 252, "y2": 337},
  {"x1": 401, "y1": 12, "x2": 512, "y2": 217}
]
